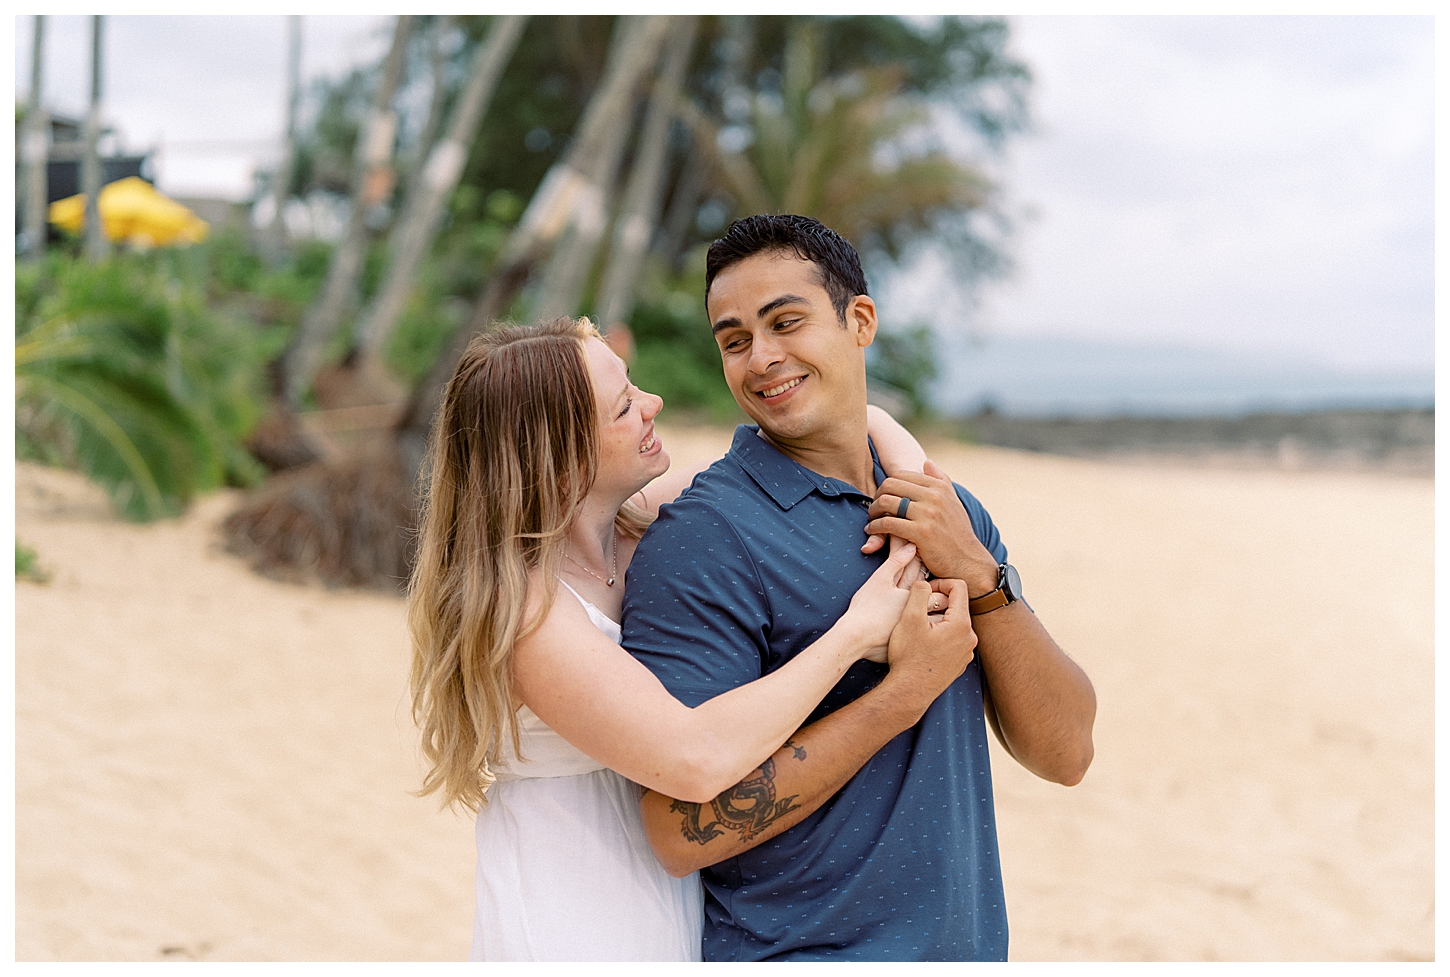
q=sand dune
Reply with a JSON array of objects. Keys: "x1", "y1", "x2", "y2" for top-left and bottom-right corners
[{"x1": 13, "y1": 426, "x2": 1433, "y2": 961}]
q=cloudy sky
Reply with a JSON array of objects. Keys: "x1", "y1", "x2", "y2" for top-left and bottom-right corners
[{"x1": 14, "y1": 14, "x2": 1435, "y2": 380}]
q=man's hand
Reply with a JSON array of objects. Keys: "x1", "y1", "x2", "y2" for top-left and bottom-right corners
[
  {"x1": 881, "y1": 578, "x2": 977, "y2": 706},
  {"x1": 864, "y1": 459, "x2": 999, "y2": 596}
]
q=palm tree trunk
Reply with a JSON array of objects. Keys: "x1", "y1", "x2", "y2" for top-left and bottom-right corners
[
  {"x1": 397, "y1": 15, "x2": 455, "y2": 204},
  {"x1": 264, "y1": 16, "x2": 303, "y2": 268},
  {"x1": 394, "y1": 256, "x2": 537, "y2": 475},
  {"x1": 20, "y1": 15, "x2": 48, "y2": 262},
  {"x1": 529, "y1": 15, "x2": 673, "y2": 324},
  {"x1": 594, "y1": 16, "x2": 699, "y2": 331},
  {"x1": 397, "y1": 15, "x2": 672, "y2": 457},
  {"x1": 352, "y1": 14, "x2": 528, "y2": 365},
  {"x1": 659, "y1": 141, "x2": 704, "y2": 273},
  {"x1": 280, "y1": 15, "x2": 415, "y2": 409},
  {"x1": 660, "y1": 16, "x2": 752, "y2": 272},
  {"x1": 82, "y1": 15, "x2": 108, "y2": 263}
]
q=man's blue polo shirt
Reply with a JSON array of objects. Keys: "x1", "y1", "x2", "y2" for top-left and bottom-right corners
[{"x1": 621, "y1": 425, "x2": 1009, "y2": 961}]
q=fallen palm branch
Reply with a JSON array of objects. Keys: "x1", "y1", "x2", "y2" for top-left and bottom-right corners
[{"x1": 221, "y1": 446, "x2": 417, "y2": 592}]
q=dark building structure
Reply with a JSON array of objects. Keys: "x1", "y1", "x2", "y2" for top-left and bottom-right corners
[{"x1": 15, "y1": 112, "x2": 152, "y2": 239}]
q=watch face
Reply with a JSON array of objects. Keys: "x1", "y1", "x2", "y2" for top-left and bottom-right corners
[{"x1": 1003, "y1": 564, "x2": 1022, "y2": 601}]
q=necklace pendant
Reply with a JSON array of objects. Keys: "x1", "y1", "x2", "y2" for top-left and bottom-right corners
[{"x1": 607, "y1": 576, "x2": 615, "y2": 586}]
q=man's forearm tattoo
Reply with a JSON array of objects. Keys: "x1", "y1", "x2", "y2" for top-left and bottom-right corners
[
  {"x1": 785, "y1": 738, "x2": 807, "y2": 761},
  {"x1": 670, "y1": 757, "x2": 802, "y2": 846}
]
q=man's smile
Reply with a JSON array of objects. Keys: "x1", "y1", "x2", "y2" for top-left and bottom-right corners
[{"x1": 755, "y1": 376, "x2": 805, "y2": 403}]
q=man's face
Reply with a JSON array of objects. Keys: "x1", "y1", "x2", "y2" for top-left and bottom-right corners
[{"x1": 707, "y1": 251, "x2": 877, "y2": 445}]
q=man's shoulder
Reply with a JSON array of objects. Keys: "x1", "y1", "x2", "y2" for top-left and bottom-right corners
[
  {"x1": 951, "y1": 480, "x2": 989, "y2": 514},
  {"x1": 654, "y1": 450, "x2": 762, "y2": 520}
]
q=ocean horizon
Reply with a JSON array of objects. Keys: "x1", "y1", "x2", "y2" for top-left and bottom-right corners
[{"x1": 926, "y1": 335, "x2": 1434, "y2": 419}]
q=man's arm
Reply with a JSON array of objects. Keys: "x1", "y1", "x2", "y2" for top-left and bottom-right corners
[
  {"x1": 865, "y1": 460, "x2": 1096, "y2": 786},
  {"x1": 642, "y1": 579, "x2": 975, "y2": 878}
]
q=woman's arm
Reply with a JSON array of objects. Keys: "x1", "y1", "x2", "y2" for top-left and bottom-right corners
[
  {"x1": 640, "y1": 578, "x2": 978, "y2": 876},
  {"x1": 511, "y1": 544, "x2": 921, "y2": 803},
  {"x1": 866, "y1": 404, "x2": 926, "y2": 476},
  {"x1": 863, "y1": 405, "x2": 928, "y2": 555}
]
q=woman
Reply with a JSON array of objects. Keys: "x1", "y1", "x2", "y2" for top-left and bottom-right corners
[{"x1": 408, "y1": 317, "x2": 933, "y2": 961}]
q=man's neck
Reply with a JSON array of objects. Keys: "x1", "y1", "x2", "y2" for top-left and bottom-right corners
[{"x1": 757, "y1": 414, "x2": 877, "y2": 496}]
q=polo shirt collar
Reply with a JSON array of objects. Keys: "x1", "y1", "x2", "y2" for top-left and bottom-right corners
[{"x1": 728, "y1": 425, "x2": 883, "y2": 511}]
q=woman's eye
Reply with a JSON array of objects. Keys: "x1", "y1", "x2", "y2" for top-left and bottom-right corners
[{"x1": 618, "y1": 398, "x2": 632, "y2": 419}]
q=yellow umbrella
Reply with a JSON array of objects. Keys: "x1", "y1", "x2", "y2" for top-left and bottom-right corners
[{"x1": 49, "y1": 176, "x2": 210, "y2": 247}]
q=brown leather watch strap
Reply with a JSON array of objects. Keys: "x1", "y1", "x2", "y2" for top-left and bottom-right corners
[{"x1": 968, "y1": 586, "x2": 1011, "y2": 615}]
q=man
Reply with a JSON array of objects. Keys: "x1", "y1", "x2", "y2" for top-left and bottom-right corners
[{"x1": 621, "y1": 215, "x2": 1096, "y2": 960}]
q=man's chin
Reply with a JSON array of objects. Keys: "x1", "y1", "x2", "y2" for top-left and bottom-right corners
[
  {"x1": 750, "y1": 413, "x2": 813, "y2": 446},
  {"x1": 735, "y1": 393, "x2": 814, "y2": 444}
]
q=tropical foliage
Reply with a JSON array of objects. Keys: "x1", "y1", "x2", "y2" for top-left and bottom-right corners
[
  {"x1": 16, "y1": 15, "x2": 1027, "y2": 568},
  {"x1": 15, "y1": 250, "x2": 282, "y2": 520},
  {"x1": 266, "y1": 16, "x2": 1027, "y2": 414}
]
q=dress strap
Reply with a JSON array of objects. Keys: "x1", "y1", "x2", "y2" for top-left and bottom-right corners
[
  {"x1": 555, "y1": 577, "x2": 623, "y2": 638},
  {"x1": 557, "y1": 577, "x2": 588, "y2": 606}
]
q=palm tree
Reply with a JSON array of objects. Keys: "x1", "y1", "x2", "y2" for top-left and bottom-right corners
[
  {"x1": 351, "y1": 15, "x2": 528, "y2": 371},
  {"x1": 679, "y1": 22, "x2": 991, "y2": 265},
  {"x1": 594, "y1": 16, "x2": 700, "y2": 332},
  {"x1": 82, "y1": 16, "x2": 108, "y2": 263},
  {"x1": 264, "y1": 16, "x2": 304, "y2": 268},
  {"x1": 224, "y1": 15, "x2": 675, "y2": 589},
  {"x1": 20, "y1": 15, "x2": 48, "y2": 262},
  {"x1": 528, "y1": 15, "x2": 673, "y2": 324},
  {"x1": 279, "y1": 15, "x2": 415, "y2": 410}
]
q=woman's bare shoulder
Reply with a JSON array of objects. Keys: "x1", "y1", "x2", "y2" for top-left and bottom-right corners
[{"x1": 515, "y1": 568, "x2": 595, "y2": 655}]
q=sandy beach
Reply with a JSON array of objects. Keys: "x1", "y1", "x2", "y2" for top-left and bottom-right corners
[{"x1": 14, "y1": 425, "x2": 1434, "y2": 961}]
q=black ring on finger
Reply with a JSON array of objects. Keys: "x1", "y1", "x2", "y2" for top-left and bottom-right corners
[{"x1": 896, "y1": 496, "x2": 910, "y2": 519}]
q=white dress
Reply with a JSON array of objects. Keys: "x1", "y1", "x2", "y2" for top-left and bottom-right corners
[{"x1": 469, "y1": 580, "x2": 705, "y2": 961}]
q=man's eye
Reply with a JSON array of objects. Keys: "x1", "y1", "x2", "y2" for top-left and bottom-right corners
[{"x1": 724, "y1": 338, "x2": 747, "y2": 352}]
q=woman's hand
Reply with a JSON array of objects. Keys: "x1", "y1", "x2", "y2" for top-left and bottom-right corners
[{"x1": 842, "y1": 542, "x2": 925, "y2": 663}]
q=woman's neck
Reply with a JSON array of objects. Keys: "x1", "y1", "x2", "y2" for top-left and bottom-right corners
[{"x1": 565, "y1": 491, "x2": 626, "y2": 573}]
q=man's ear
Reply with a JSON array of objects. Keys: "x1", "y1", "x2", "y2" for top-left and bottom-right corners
[{"x1": 847, "y1": 294, "x2": 878, "y2": 348}]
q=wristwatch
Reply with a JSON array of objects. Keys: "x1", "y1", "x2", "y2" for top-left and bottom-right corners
[{"x1": 968, "y1": 563, "x2": 1022, "y2": 615}]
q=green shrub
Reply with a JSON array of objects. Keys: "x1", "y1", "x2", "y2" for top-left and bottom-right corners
[
  {"x1": 15, "y1": 251, "x2": 280, "y2": 521},
  {"x1": 15, "y1": 541, "x2": 49, "y2": 583}
]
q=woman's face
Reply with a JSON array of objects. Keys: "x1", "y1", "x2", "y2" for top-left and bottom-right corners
[{"x1": 584, "y1": 337, "x2": 669, "y2": 498}]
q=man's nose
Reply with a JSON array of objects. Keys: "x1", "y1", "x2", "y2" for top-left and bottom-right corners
[{"x1": 748, "y1": 333, "x2": 784, "y2": 374}]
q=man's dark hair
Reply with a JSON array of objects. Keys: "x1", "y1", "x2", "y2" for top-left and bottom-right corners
[{"x1": 704, "y1": 215, "x2": 869, "y2": 323}]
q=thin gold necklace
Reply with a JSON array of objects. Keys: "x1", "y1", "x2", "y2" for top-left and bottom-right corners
[{"x1": 565, "y1": 530, "x2": 618, "y2": 587}]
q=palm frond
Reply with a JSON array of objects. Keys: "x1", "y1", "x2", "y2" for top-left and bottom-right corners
[{"x1": 16, "y1": 251, "x2": 275, "y2": 520}]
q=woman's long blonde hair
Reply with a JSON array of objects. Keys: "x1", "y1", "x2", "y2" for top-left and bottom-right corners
[{"x1": 407, "y1": 317, "x2": 651, "y2": 812}]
